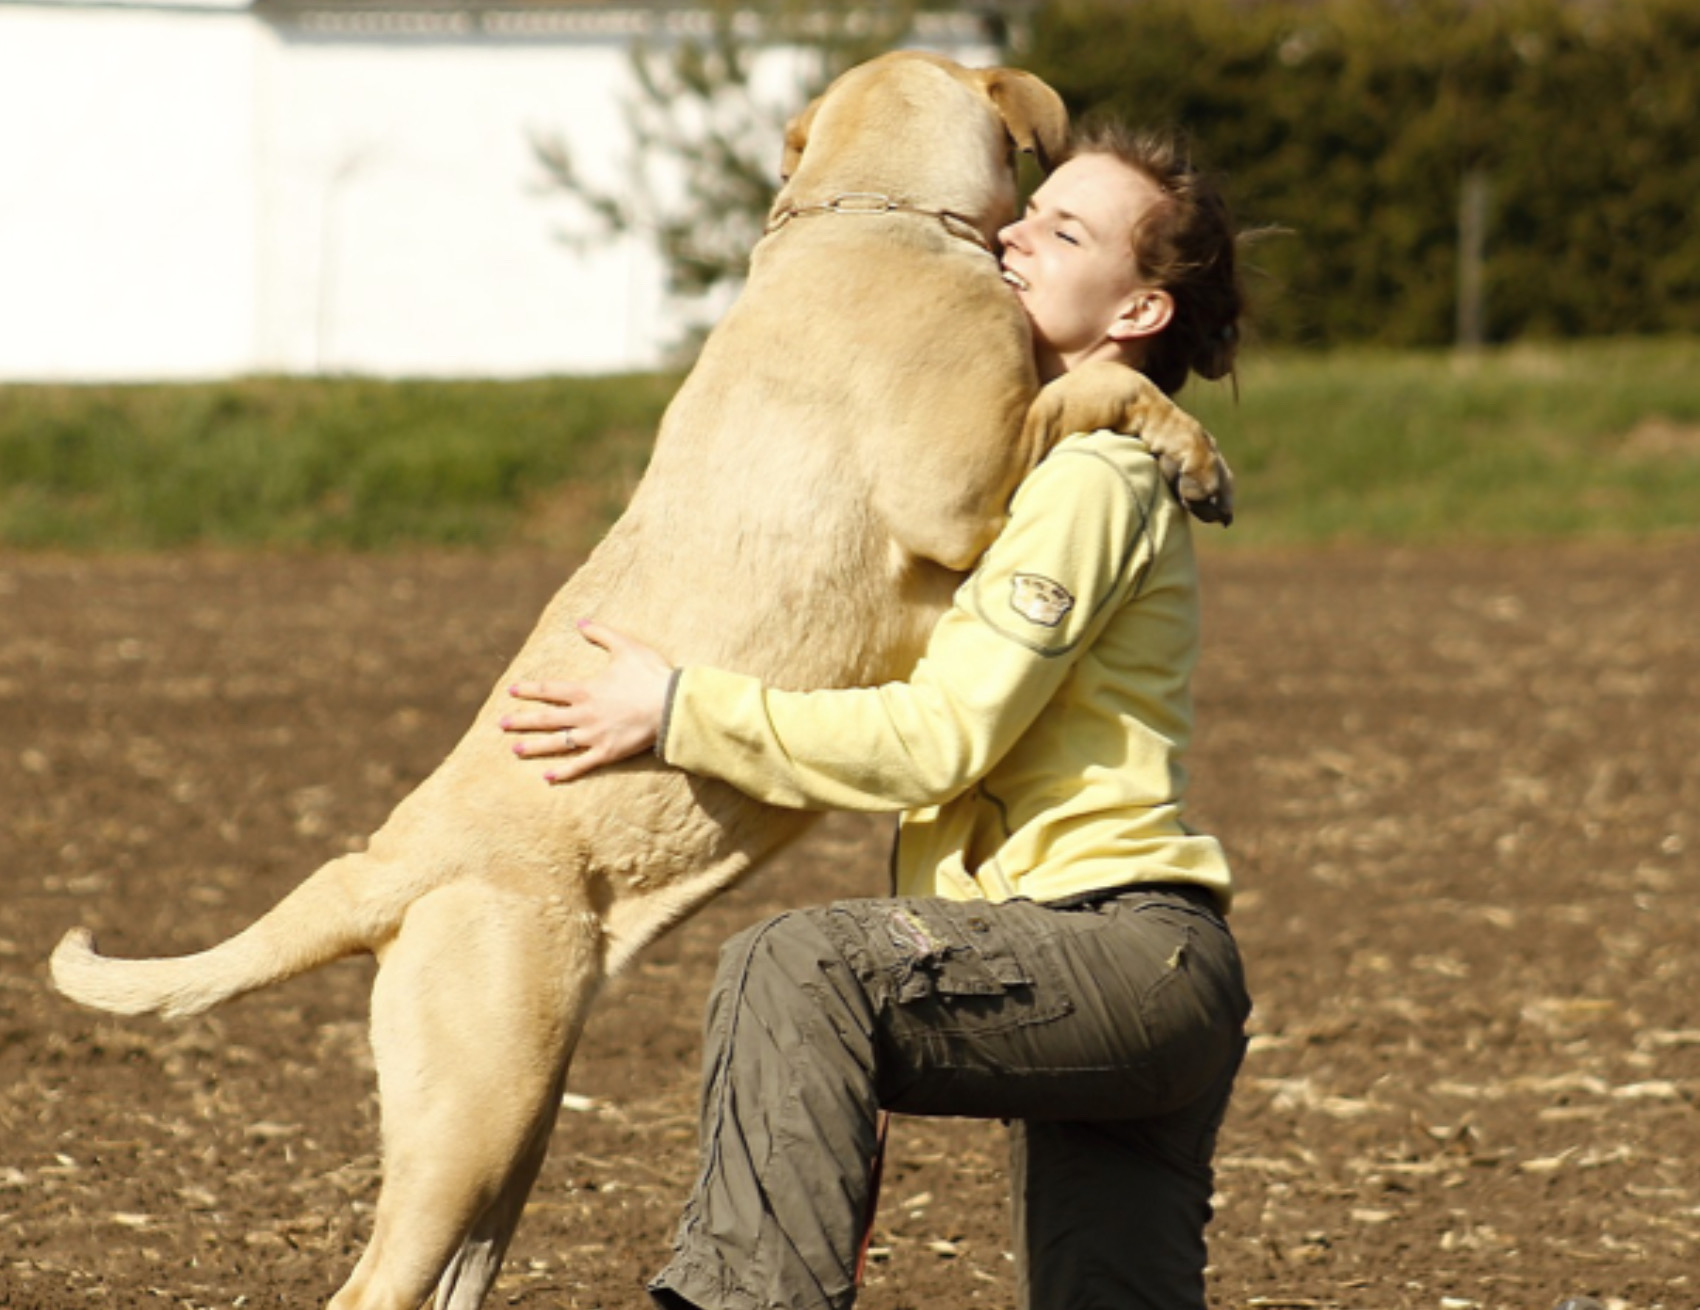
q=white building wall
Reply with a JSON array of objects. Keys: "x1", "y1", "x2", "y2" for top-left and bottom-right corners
[
  {"x1": 0, "y1": 1, "x2": 999, "y2": 381},
  {"x1": 0, "y1": 0, "x2": 260, "y2": 380},
  {"x1": 251, "y1": 28, "x2": 671, "y2": 376}
]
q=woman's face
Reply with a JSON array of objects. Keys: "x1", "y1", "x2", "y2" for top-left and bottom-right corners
[{"x1": 998, "y1": 152, "x2": 1169, "y2": 382}]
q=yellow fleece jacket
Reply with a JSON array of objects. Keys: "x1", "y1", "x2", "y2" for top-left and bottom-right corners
[{"x1": 661, "y1": 427, "x2": 1233, "y2": 910}]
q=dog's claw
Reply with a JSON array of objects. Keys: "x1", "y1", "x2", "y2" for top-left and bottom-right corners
[{"x1": 1176, "y1": 472, "x2": 1234, "y2": 527}]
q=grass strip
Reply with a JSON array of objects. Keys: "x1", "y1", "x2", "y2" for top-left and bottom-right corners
[{"x1": 1, "y1": 337, "x2": 1695, "y2": 552}]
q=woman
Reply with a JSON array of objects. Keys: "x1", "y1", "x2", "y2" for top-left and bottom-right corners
[{"x1": 503, "y1": 122, "x2": 1251, "y2": 1310}]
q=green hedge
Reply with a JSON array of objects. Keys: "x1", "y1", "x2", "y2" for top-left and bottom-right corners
[{"x1": 1027, "y1": 0, "x2": 1700, "y2": 347}]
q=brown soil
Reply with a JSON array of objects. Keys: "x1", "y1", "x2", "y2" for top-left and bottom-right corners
[{"x1": 2, "y1": 542, "x2": 1696, "y2": 1310}]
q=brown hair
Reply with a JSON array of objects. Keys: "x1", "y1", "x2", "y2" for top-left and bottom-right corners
[{"x1": 1070, "y1": 120, "x2": 1244, "y2": 396}]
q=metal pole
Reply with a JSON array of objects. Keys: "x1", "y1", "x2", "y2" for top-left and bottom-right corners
[{"x1": 1456, "y1": 167, "x2": 1490, "y2": 350}]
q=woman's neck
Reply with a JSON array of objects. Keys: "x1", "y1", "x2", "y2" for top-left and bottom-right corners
[{"x1": 1040, "y1": 336, "x2": 1149, "y2": 384}]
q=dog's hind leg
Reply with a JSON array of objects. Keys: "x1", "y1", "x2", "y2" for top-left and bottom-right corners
[
  {"x1": 431, "y1": 1088, "x2": 563, "y2": 1310},
  {"x1": 327, "y1": 878, "x2": 604, "y2": 1310}
]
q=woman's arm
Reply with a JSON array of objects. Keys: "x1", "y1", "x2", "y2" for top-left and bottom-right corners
[{"x1": 505, "y1": 436, "x2": 1161, "y2": 808}]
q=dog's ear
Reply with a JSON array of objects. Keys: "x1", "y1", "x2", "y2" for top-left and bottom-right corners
[
  {"x1": 981, "y1": 69, "x2": 1069, "y2": 173},
  {"x1": 779, "y1": 95, "x2": 822, "y2": 182}
]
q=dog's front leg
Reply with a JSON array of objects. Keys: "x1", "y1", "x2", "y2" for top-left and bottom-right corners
[{"x1": 1021, "y1": 361, "x2": 1235, "y2": 525}]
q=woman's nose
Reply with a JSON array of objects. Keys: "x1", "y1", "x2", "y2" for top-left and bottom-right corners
[{"x1": 998, "y1": 217, "x2": 1027, "y2": 251}]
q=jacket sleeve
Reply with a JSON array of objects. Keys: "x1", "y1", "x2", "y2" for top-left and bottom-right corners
[{"x1": 660, "y1": 438, "x2": 1163, "y2": 811}]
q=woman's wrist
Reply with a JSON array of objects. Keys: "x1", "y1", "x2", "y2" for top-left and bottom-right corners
[{"x1": 655, "y1": 668, "x2": 684, "y2": 762}]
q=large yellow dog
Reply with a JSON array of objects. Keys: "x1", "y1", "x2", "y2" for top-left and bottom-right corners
[{"x1": 51, "y1": 52, "x2": 1230, "y2": 1310}]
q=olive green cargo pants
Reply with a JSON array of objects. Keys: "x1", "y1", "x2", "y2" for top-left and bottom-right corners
[{"x1": 648, "y1": 885, "x2": 1250, "y2": 1310}]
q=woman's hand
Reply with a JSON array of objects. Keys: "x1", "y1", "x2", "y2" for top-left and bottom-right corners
[{"x1": 501, "y1": 621, "x2": 674, "y2": 784}]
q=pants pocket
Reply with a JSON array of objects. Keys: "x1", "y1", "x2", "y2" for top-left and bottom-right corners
[{"x1": 819, "y1": 899, "x2": 1075, "y2": 1037}]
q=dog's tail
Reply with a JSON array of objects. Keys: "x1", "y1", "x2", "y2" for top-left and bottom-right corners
[{"x1": 49, "y1": 852, "x2": 392, "y2": 1020}]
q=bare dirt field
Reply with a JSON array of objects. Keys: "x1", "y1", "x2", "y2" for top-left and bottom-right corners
[{"x1": 3, "y1": 541, "x2": 1697, "y2": 1310}]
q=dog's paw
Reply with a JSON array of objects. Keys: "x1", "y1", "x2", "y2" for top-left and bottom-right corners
[
  {"x1": 1125, "y1": 385, "x2": 1233, "y2": 524},
  {"x1": 1027, "y1": 363, "x2": 1235, "y2": 526},
  {"x1": 1158, "y1": 443, "x2": 1235, "y2": 527}
]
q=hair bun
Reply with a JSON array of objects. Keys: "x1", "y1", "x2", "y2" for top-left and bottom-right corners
[{"x1": 1193, "y1": 323, "x2": 1238, "y2": 381}]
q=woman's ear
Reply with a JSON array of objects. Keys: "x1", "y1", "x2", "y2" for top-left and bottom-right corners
[{"x1": 1108, "y1": 290, "x2": 1175, "y2": 341}]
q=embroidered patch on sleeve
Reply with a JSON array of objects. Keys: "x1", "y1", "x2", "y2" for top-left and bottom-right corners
[{"x1": 1009, "y1": 573, "x2": 1075, "y2": 628}]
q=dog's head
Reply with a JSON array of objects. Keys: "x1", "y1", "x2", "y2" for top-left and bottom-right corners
[{"x1": 777, "y1": 53, "x2": 1068, "y2": 232}]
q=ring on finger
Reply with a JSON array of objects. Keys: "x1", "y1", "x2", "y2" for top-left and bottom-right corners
[{"x1": 559, "y1": 729, "x2": 577, "y2": 752}]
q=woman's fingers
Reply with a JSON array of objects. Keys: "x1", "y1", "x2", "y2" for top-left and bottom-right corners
[
  {"x1": 504, "y1": 717, "x2": 583, "y2": 758},
  {"x1": 511, "y1": 729, "x2": 578, "y2": 760},
  {"x1": 500, "y1": 692, "x2": 583, "y2": 758},
  {"x1": 507, "y1": 679, "x2": 579, "y2": 707},
  {"x1": 576, "y1": 619, "x2": 670, "y2": 671},
  {"x1": 501, "y1": 620, "x2": 673, "y2": 783},
  {"x1": 541, "y1": 749, "x2": 606, "y2": 786},
  {"x1": 500, "y1": 705, "x2": 575, "y2": 731},
  {"x1": 574, "y1": 619, "x2": 620, "y2": 654}
]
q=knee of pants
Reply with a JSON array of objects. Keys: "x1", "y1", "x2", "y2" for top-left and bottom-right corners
[
  {"x1": 711, "y1": 909, "x2": 852, "y2": 1029},
  {"x1": 717, "y1": 910, "x2": 815, "y2": 982}
]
